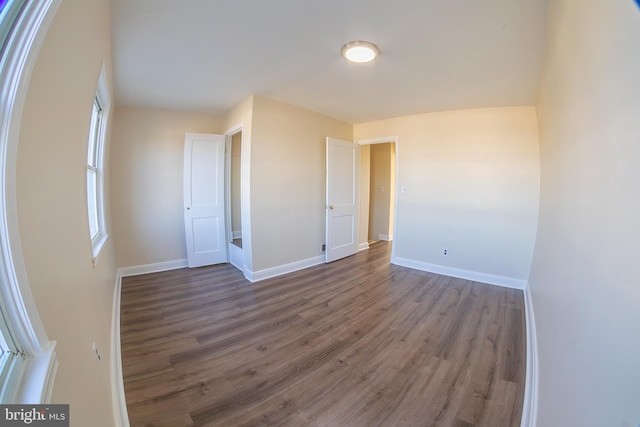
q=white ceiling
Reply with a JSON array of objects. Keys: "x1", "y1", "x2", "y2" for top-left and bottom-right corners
[{"x1": 110, "y1": 0, "x2": 549, "y2": 124}]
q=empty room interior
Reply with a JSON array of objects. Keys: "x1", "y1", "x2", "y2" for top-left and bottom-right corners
[{"x1": 0, "y1": 0, "x2": 639, "y2": 426}]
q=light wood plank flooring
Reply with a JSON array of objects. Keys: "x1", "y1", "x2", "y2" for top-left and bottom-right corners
[{"x1": 121, "y1": 242, "x2": 525, "y2": 427}]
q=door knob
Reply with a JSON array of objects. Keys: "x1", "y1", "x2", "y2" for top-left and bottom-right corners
[
  {"x1": 186, "y1": 207, "x2": 191, "y2": 210},
  {"x1": 329, "y1": 205, "x2": 334, "y2": 209}
]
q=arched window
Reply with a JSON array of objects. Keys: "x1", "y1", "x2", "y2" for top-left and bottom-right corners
[
  {"x1": 0, "y1": 0, "x2": 61, "y2": 403},
  {"x1": 86, "y1": 66, "x2": 110, "y2": 265}
]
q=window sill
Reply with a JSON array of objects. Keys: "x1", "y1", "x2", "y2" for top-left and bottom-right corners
[
  {"x1": 91, "y1": 233, "x2": 109, "y2": 267},
  {"x1": 16, "y1": 341, "x2": 57, "y2": 403}
]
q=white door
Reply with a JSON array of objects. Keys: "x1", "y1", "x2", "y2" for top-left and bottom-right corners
[
  {"x1": 326, "y1": 137, "x2": 359, "y2": 263},
  {"x1": 184, "y1": 133, "x2": 228, "y2": 268}
]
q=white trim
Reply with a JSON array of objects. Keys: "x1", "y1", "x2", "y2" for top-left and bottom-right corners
[
  {"x1": 245, "y1": 255, "x2": 325, "y2": 283},
  {"x1": 391, "y1": 256, "x2": 527, "y2": 290},
  {"x1": 118, "y1": 259, "x2": 188, "y2": 278},
  {"x1": 17, "y1": 341, "x2": 57, "y2": 403},
  {"x1": 223, "y1": 123, "x2": 244, "y2": 139},
  {"x1": 90, "y1": 233, "x2": 108, "y2": 267},
  {"x1": 225, "y1": 121, "x2": 253, "y2": 274},
  {"x1": 521, "y1": 283, "x2": 538, "y2": 427},
  {"x1": 223, "y1": 125, "x2": 242, "y2": 248},
  {"x1": 378, "y1": 234, "x2": 393, "y2": 241},
  {"x1": 356, "y1": 136, "x2": 399, "y2": 146},
  {"x1": 358, "y1": 242, "x2": 370, "y2": 252},
  {"x1": 0, "y1": 0, "x2": 61, "y2": 403},
  {"x1": 111, "y1": 272, "x2": 130, "y2": 427}
]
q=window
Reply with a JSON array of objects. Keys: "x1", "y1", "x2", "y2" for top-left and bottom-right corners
[
  {"x1": 87, "y1": 67, "x2": 110, "y2": 264},
  {"x1": 0, "y1": 0, "x2": 60, "y2": 404},
  {"x1": 1, "y1": 0, "x2": 31, "y2": 402},
  {"x1": 87, "y1": 97, "x2": 103, "y2": 240},
  {"x1": 0, "y1": 304, "x2": 23, "y2": 401},
  {"x1": 0, "y1": 0, "x2": 27, "y2": 55}
]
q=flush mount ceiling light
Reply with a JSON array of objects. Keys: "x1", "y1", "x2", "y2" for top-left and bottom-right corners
[{"x1": 341, "y1": 40, "x2": 380, "y2": 64}]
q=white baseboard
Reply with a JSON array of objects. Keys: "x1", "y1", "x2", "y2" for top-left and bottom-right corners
[
  {"x1": 245, "y1": 255, "x2": 325, "y2": 283},
  {"x1": 111, "y1": 272, "x2": 130, "y2": 427},
  {"x1": 232, "y1": 230, "x2": 242, "y2": 239},
  {"x1": 378, "y1": 234, "x2": 393, "y2": 241},
  {"x1": 118, "y1": 259, "x2": 188, "y2": 277},
  {"x1": 391, "y1": 256, "x2": 527, "y2": 290},
  {"x1": 521, "y1": 283, "x2": 538, "y2": 427},
  {"x1": 358, "y1": 242, "x2": 370, "y2": 252}
]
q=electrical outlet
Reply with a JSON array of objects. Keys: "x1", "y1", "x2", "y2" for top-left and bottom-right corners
[
  {"x1": 443, "y1": 249, "x2": 448, "y2": 256},
  {"x1": 92, "y1": 341, "x2": 101, "y2": 361},
  {"x1": 322, "y1": 243, "x2": 326, "y2": 251}
]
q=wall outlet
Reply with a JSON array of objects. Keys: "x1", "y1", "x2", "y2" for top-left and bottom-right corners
[
  {"x1": 322, "y1": 243, "x2": 326, "y2": 251},
  {"x1": 443, "y1": 249, "x2": 448, "y2": 256},
  {"x1": 92, "y1": 341, "x2": 101, "y2": 361}
]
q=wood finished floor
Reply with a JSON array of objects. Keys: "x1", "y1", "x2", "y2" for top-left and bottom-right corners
[{"x1": 120, "y1": 242, "x2": 525, "y2": 427}]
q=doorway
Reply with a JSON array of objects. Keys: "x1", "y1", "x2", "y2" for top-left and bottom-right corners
[
  {"x1": 226, "y1": 127, "x2": 244, "y2": 271},
  {"x1": 230, "y1": 131, "x2": 242, "y2": 247},
  {"x1": 367, "y1": 142, "x2": 395, "y2": 243},
  {"x1": 358, "y1": 137, "x2": 398, "y2": 258}
]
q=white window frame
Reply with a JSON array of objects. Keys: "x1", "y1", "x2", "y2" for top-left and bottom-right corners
[
  {"x1": 87, "y1": 66, "x2": 110, "y2": 265},
  {"x1": 0, "y1": 0, "x2": 61, "y2": 403}
]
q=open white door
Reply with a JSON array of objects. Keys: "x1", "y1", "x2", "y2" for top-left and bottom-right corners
[
  {"x1": 184, "y1": 133, "x2": 228, "y2": 268},
  {"x1": 326, "y1": 137, "x2": 359, "y2": 263}
]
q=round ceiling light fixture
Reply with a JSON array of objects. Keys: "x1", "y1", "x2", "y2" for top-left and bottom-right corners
[{"x1": 341, "y1": 40, "x2": 380, "y2": 64}]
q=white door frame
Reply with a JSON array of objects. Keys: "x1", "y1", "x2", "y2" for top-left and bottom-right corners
[
  {"x1": 224, "y1": 122, "x2": 248, "y2": 273},
  {"x1": 356, "y1": 136, "x2": 399, "y2": 262}
]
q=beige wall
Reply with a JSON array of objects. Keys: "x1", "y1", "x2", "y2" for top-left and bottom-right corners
[
  {"x1": 110, "y1": 107, "x2": 223, "y2": 268},
  {"x1": 530, "y1": 1, "x2": 640, "y2": 425},
  {"x1": 249, "y1": 96, "x2": 352, "y2": 272},
  {"x1": 15, "y1": 0, "x2": 116, "y2": 424},
  {"x1": 355, "y1": 106, "x2": 540, "y2": 282}
]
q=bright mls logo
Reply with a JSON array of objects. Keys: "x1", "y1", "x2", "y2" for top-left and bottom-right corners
[{"x1": 0, "y1": 405, "x2": 68, "y2": 426}]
